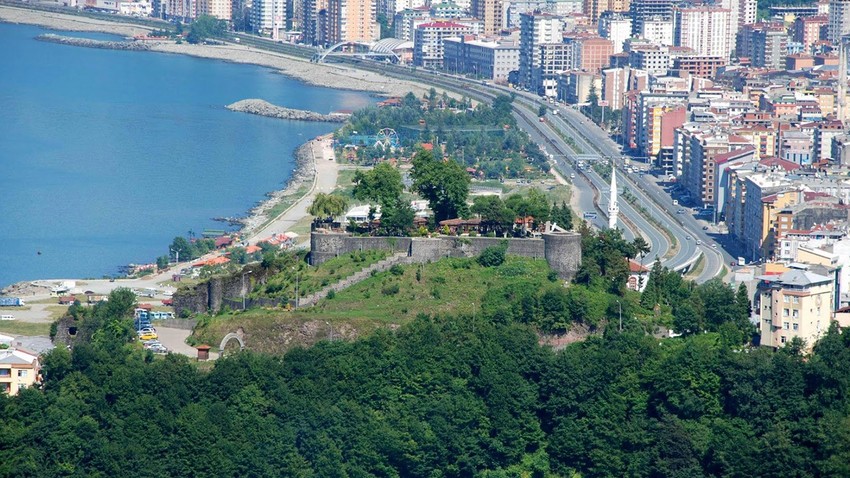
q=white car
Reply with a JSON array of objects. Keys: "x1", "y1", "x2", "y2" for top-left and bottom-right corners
[{"x1": 0, "y1": 315, "x2": 15, "y2": 321}]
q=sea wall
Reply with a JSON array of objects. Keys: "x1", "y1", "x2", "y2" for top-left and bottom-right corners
[
  {"x1": 35, "y1": 33, "x2": 155, "y2": 51},
  {"x1": 310, "y1": 231, "x2": 581, "y2": 280},
  {"x1": 226, "y1": 99, "x2": 349, "y2": 123}
]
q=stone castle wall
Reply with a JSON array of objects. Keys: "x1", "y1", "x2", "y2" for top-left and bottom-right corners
[
  {"x1": 176, "y1": 232, "x2": 581, "y2": 316},
  {"x1": 310, "y1": 231, "x2": 581, "y2": 281}
]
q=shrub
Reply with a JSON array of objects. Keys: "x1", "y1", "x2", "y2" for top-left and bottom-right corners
[
  {"x1": 382, "y1": 283, "x2": 400, "y2": 296},
  {"x1": 478, "y1": 243, "x2": 507, "y2": 267},
  {"x1": 431, "y1": 288, "x2": 441, "y2": 299},
  {"x1": 389, "y1": 264, "x2": 404, "y2": 276},
  {"x1": 326, "y1": 289, "x2": 336, "y2": 299}
]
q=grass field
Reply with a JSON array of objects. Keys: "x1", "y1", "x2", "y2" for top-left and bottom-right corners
[
  {"x1": 0, "y1": 321, "x2": 52, "y2": 337},
  {"x1": 193, "y1": 256, "x2": 555, "y2": 353}
]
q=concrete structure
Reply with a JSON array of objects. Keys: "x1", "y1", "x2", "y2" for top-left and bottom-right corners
[
  {"x1": 197, "y1": 0, "x2": 231, "y2": 20},
  {"x1": 757, "y1": 267, "x2": 834, "y2": 350},
  {"x1": 443, "y1": 36, "x2": 520, "y2": 81},
  {"x1": 829, "y1": 0, "x2": 850, "y2": 43},
  {"x1": 630, "y1": 0, "x2": 674, "y2": 37},
  {"x1": 672, "y1": 55, "x2": 725, "y2": 79},
  {"x1": 0, "y1": 349, "x2": 39, "y2": 396},
  {"x1": 251, "y1": 0, "x2": 284, "y2": 36},
  {"x1": 739, "y1": 21, "x2": 788, "y2": 70},
  {"x1": 627, "y1": 44, "x2": 671, "y2": 75},
  {"x1": 598, "y1": 11, "x2": 631, "y2": 54},
  {"x1": 414, "y1": 21, "x2": 473, "y2": 67},
  {"x1": 326, "y1": 0, "x2": 378, "y2": 44},
  {"x1": 673, "y1": 6, "x2": 731, "y2": 58},
  {"x1": 832, "y1": 134, "x2": 850, "y2": 165},
  {"x1": 519, "y1": 12, "x2": 565, "y2": 93},
  {"x1": 601, "y1": 66, "x2": 630, "y2": 109},
  {"x1": 793, "y1": 15, "x2": 827, "y2": 52},
  {"x1": 302, "y1": 0, "x2": 329, "y2": 44},
  {"x1": 470, "y1": 0, "x2": 503, "y2": 34},
  {"x1": 638, "y1": 15, "x2": 673, "y2": 45},
  {"x1": 583, "y1": 0, "x2": 630, "y2": 25}
]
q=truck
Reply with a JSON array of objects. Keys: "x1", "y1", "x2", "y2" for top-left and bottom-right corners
[{"x1": 0, "y1": 297, "x2": 25, "y2": 307}]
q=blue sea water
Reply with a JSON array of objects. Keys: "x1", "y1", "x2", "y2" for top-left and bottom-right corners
[{"x1": 0, "y1": 23, "x2": 373, "y2": 288}]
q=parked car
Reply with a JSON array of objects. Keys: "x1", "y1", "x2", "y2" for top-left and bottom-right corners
[
  {"x1": 138, "y1": 332, "x2": 158, "y2": 341},
  {"x1": 703, "y1": 226, "x2": 709, "y2": 230}
]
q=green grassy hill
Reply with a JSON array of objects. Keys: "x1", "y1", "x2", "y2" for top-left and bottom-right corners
[{"x1": 191, "y1": 256, "x2": 556, "y2": 353}]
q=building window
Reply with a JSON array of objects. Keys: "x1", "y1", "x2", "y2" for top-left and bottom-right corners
[
  {"x1": 781, "y1": 336, "x2": 787, "y2": 344},
  {"x1": 783, "y1": 296, "x2": 790, "y2": 303},
  {"x1": 783, "y1": 322, "x2": 789, "y2": 330},
  {"x1": 0, "y1": 370, "x2": 9, "y2": 378},
  {"x1": 793, "y1": 323, "x2": 799, "y2": 331},
  {"x1": 792, "y1": 310, "x2": 799, "y2": 318},
  {"x1": 792, "y1": 296, "x2": 799, "y2": 304},
  {"x1": 17, "y1": 370, "x2": 27, "y2": 378},
  {"x1": 783, "y1": 308, "x2": 789, "y2": 317}
]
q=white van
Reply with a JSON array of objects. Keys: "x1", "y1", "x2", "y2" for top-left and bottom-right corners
[{"x1": 0, "y1": 315, "x2": 15, "y2": 321}]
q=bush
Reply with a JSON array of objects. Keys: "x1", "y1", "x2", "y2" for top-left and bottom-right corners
[
  {"x1": 389, "y1": 264, "x2": 404, "y2": 276},
  {"x1": 326, "y1": 289, "x2": 336, "y2": 299},
  {"x1": 382, "y1": 283, "x2": 400, "y2": 296},
  {"x1": 478, "y1": 243, "x2": 507, "y2": 267}
]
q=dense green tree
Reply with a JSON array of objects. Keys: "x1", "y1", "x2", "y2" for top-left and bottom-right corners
[
  {"x1": 471, "y1": 196, "x2": 515, "y2": 235},
  {"x1": 309, "y1": 193, "x2": 349, "y2": 222},
  {"x1": 186, "y1": 15, "x2": 226, "y2": 44},
  {"x1": 550, "y1": 201, "x2": 573, "y2": 230},
  {"x1": 352, "y1": 162, "x2": 404, "y2": 207},
  {"x1": 410, "y1": 149, "x2": 470, "y2": 223},
  {"x1": 378, "y1": 197, "x2": 415, "y2": 236}
]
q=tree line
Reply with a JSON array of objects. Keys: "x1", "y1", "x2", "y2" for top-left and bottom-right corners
[{"x1": 7, "y1": 287, "x2": 850, "y2": 477}]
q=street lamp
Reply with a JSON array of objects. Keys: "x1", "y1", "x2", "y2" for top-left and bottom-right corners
[
  {"x1": 241, "y1": 271, "x2": 252, "y2": 310},
  {"x1": 170, "y1": 248, "x2": 179, "y2": 264}
]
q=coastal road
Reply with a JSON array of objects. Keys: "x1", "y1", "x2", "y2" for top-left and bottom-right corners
[{"x1": 245, "y1": 136, "x2": 335, "y2": 244}]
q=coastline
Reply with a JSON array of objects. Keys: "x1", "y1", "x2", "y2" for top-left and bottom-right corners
[
  {"x1": 0, "y1": 5, "x2": 433, "y2": 97},
  {"x1": 0, "y1": 5, "x2": 435, "y2": 297}
]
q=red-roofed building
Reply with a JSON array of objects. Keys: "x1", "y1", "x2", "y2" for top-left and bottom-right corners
[
  {"x1": 413, "y1": 21, "x2": 473, "y2": 68},
  {"x1": 627, "y1": 259, "x2": 650, "y2": 292},
  {"x1": 192, "y1": 256, "x2": 231, "y2": 268},
  {"x1": 759, "y1": 156, "x2": 802, "y2": 172},
  {"x1": 215, "y1": 236, "x2": 233, "y2": 249},
  {"x1": 245, "y1": 245, "x2": 262, "y2": 254}
]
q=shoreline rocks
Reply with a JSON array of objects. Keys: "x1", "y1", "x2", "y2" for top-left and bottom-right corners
[
  {"x1": 226, "y1": 98, "x2": 349, "y2": 123},
  {"x1": 35, "y1": 33, "x2": 156, "y2": 51}
]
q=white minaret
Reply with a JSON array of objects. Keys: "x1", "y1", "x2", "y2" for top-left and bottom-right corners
[{"x1": 608, "y1": 169, "x2": 619, "y2": 229}]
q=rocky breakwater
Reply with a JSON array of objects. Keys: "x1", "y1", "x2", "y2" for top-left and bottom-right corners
[
  {"x1": 225, "y1": 99, "x2": 349, "y2": 123},
  {"x1": 35, "y1": 33, "x2": 156, "y2": 51}
]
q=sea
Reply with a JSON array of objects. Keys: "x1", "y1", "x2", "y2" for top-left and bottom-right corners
[{"x1": 0, "y1": 23, "x2": 374, "y2": 289}]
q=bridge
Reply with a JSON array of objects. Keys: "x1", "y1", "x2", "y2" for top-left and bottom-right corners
[{"x1": 313, "y1": 38, "x2": 411, "y2": 64}]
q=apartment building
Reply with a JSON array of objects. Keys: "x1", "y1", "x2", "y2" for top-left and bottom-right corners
[
  {"x1": 629, "y1": 0, "x2": 674, "y2": 37},
  {"x1": 757, "y1": 267, "x2": 834, "y2": 349},
  {"x1": 326, "y1": 0, "x2": 378, "y2": 44},
  {"x1": 566, "y1": 34, "x2": 613, "y2": 73},
  {"x1": 443, "y1": 36, "x2": 520, "y2": 81},
  {"x1": 601, "y1": 66, "x2": 630, "y2": 110},
  {"x1": 828, "y1": 0, "x2": 850, "y2": 43},
  {"x1": 738, "y1": 21, "x2": 788, "y2": 70},
  {"x1": 470, "y1": 0, "x2": 503, "y2": 34},
  {"x1": 598, "y1": 11, "x2": 631, "y2": 54},
  {"x1": 518, "y1": 12, "x2": 565, "y2": 92},
  {"x1": 0, "y1": 349, "x2": 39, "y2": 396},
  {"x1": 639, "y1": 15, "x2": 673, "y2": 45},
  {"x1": 583, "y1": 0, "x2": 630, "y2": 25},
  {"x1": 793, "y1": 15, "x2": 827, "y2": 52},
  {"x1": 627, "y1": 44, "x2": 671, "y2": 75},
  {"x1": 673, "y1": 6, "x2": 731, "y2": 58},
  {"x1": 197, "y1": 0, "x2": 231, "y2": 20},
  {"x1": 742, "y1": 175, "x2": 797, "y2": 259},
  {"x1": 414, "y1": 21, "x2": 473, "y2": 67},
  {"x1": 672, "y1": 55, "x2": 725, "y2": 79}
]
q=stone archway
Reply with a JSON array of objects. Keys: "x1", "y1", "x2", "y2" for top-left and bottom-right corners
[{"x1": 219, "y1": 332, "x2": 245, "y2": 356}]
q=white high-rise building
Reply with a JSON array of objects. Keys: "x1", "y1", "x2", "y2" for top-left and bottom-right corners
[
  {"x1": 829, "y1": 0, "x2": 850, "y2": 43},
  {"x1": 640, "y1": 16, "x2": 673, "y2": 46},
  {"x1": 674, "y1": 6, "x2": 731, "y2": 57},
  {"x1": 608, "y1": 169, "x2": 619, "y2": 229},
  {"x1": 716, "y1": 0, "x2": 755, "y2": 55},
  {"x1": 518, "y1": 12, "x2": 564, "y2": 89},
  {"x1": 599, "y1": 12, "x2": 632, "y2": 54},
  {"x1": 251, "y1": 0, "x2": 284, "y2": 35}
]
